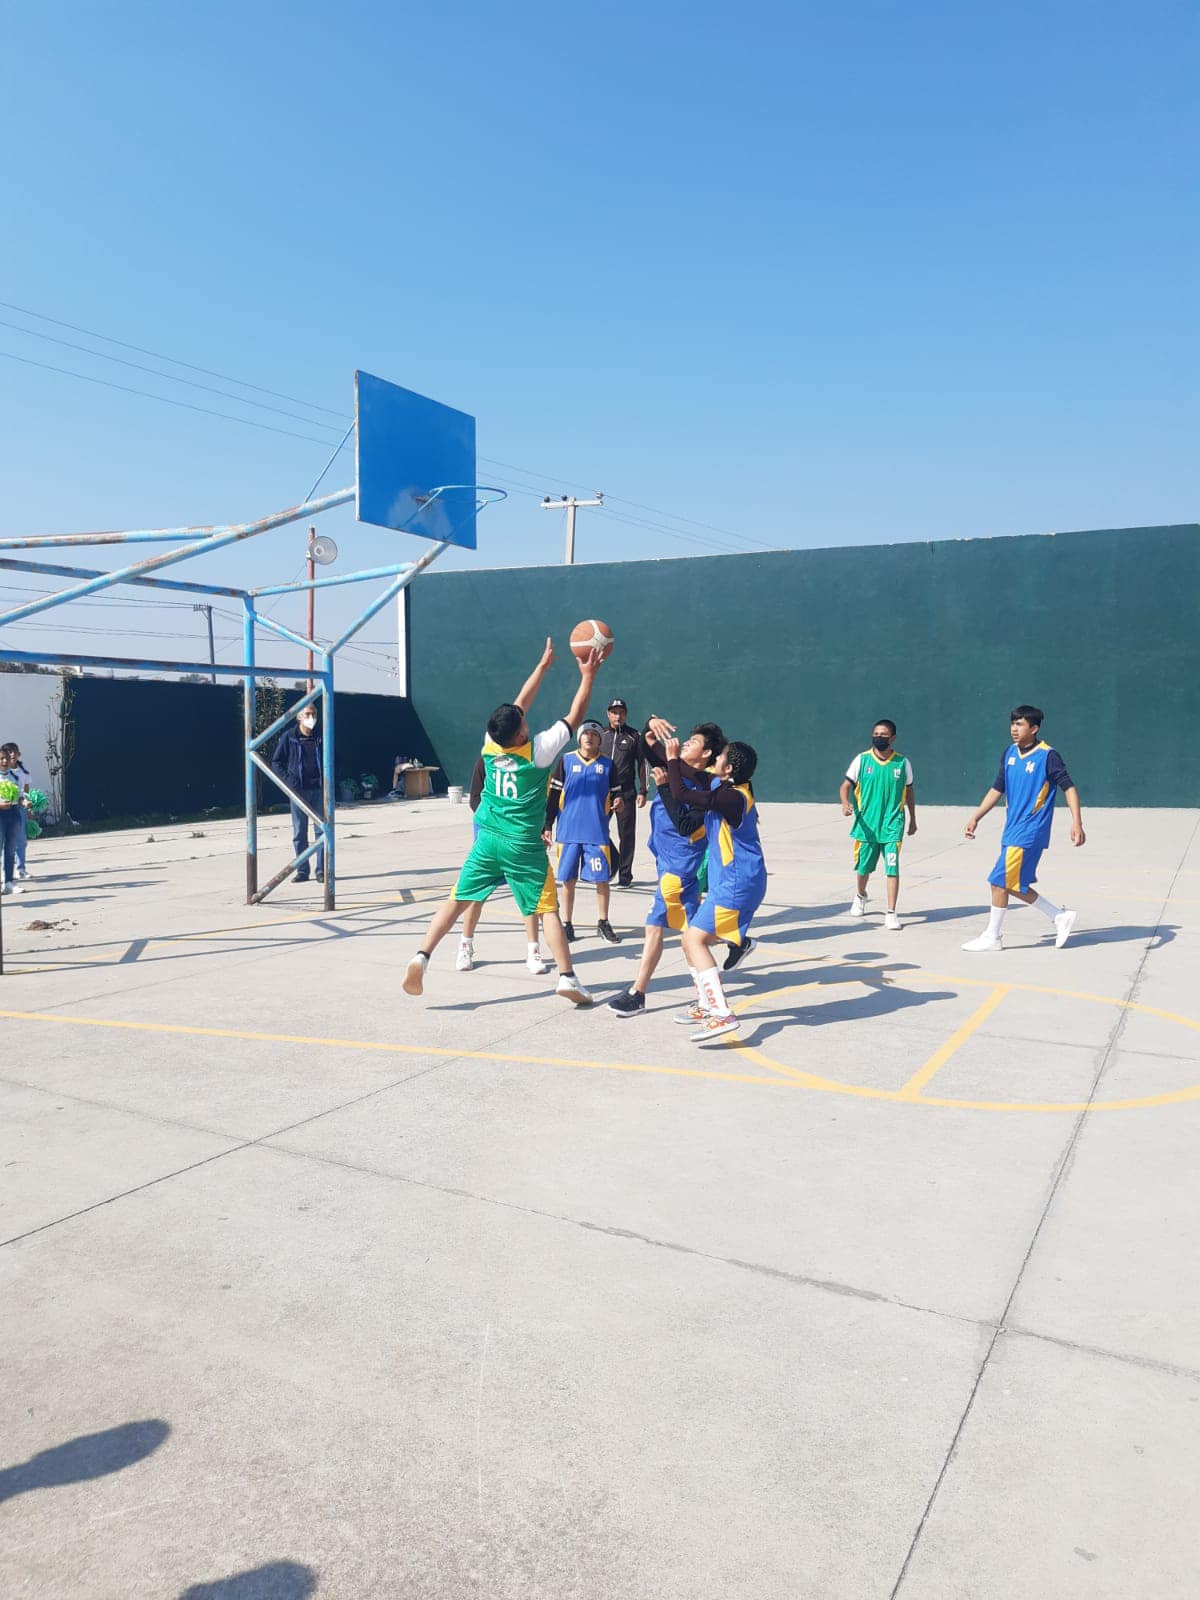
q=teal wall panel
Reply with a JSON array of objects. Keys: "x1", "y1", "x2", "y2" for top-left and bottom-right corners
[{"x1": 408, "y1": 524, "x2": 1199, "y2": 807}]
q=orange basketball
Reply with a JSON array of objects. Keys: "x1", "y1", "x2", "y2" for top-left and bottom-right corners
[{"x1": 569, "y1": 618, "x2": 614, "y2": 661}]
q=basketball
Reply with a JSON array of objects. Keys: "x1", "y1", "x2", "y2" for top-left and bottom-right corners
[{"x1": 570, "y1": 618, "x2": 615, "y2": 662}]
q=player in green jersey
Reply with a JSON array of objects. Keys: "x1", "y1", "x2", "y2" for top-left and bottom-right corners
[
  {"x1": 839, "y1": 719, "x2": 917, "y2": 930},
  {"x1": 403, "y1": 637, "x2": 605, "y2": 1004}
]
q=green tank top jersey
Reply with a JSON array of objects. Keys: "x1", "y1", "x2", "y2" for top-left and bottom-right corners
[
  {"x1": 475, "y1": 737, "x2": 555, "y2": 843},
  {"x1": 847, "y1": 749, "x2": 912, "y2": 843}
]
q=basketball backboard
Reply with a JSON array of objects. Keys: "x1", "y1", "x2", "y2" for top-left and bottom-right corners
[{"x1": 355, "y1": 370, "x2": 478, "y2": 549}]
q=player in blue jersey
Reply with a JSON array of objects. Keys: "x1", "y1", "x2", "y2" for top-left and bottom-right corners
[
  {"x1": 543, "y1": 720, "x2": 624, "y2": 943},
  {"x1": 666, "y1": 737, "x2": 766, "y2": 1043},
  {"x1": 607, "y1": 718, "x2": 726, "y2": 1018},
  {"x1": 962, "y1": 704, "x2": 1085, "y2": 952}
]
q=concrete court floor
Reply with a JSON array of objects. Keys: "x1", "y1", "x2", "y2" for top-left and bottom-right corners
[{"x1": 0, "y1": 797, "x2": 1197, "y2": 1600}]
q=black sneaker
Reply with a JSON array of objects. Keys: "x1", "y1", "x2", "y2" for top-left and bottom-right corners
[
  {"x1": 315, "y1": 871, "x2": 324, "y2": 882},
  {"x1": 294, "y1": 873, "x2": 310, "y2": 884},
  {"x1": 563, "y1": 921, "x2": 576, "y2": 942},
  {"x1": 723, "y1": 935, "x2": 755, "y2": 972},
  {"x1": 608, "y1": 988, "x2": 645, "y2": 1017},
  {"x1": 618, "y1": 876, "x2": 633, "y2": 887},
  {"x1": 597, "y1": 920, "x2": 620, "y2": 944}
]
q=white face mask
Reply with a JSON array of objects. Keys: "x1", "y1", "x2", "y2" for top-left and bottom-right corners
[{"x1": 300, "y1": 718, "x2": 316, "y2": 732}]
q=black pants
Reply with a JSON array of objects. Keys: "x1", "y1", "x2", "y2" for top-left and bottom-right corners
[
  {"x1": 611, "y1": 789, "x2": 638, "y2": 883},
  {"x1": 291, "y1": 787, "x2": 325, "y2": 879}
]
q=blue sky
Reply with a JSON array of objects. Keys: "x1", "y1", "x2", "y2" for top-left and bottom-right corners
[{"x1": 0, "y1": 1, "x2": 1194, "y2": 688}]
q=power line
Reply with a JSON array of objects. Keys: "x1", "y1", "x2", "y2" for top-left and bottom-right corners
[
  {"x1": 0, "y1": 318, "x2": 348, "y2": 434},
  {"x1": 0, "y1": 349, "x2": 337, "y2": 447},
  {"x1": 0, "y1": 299, "x2": 351, "y2": 420}
]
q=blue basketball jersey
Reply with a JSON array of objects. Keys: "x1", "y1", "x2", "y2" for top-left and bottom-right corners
[
  {"x1": 648, "y1": 788, "x2": 707, "y2": 878},
  {"x1": 996, "y1": 741, "x2": 1071, "y2": 849},
  {"x1": 705, "y1": 783, "x2": 767, "y2": 907},
  {"x1": 553, "y1": 753, "x2": 614, "y2": 845}
]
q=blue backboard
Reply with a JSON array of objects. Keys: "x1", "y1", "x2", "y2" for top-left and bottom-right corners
[{"x1": 355, "y1": 371, "x2": 478, "y2": 549}]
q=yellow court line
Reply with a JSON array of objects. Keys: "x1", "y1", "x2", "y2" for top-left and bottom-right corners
[
  {"x1": 897, "y1": 984, "x2": 1011, "y2": 1098},
  {"x1": 0, "y1": 1008, "x2": 788, "y2": 1093}
]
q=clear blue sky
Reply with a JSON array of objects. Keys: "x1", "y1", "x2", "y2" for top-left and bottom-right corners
[{"x1": 0, "y1": 1, "x2": 1194, "y2": 689}]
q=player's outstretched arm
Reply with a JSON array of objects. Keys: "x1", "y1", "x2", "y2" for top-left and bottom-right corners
[
  {"x1": 562, "y1": 648, "x2": 603, "y2": 732},
  {"x1": 1064, "y1": 785, "x2": 1086, "y2": 846},
  {"x1": 514, "y1": 637, "x2": 555, "y2": 712},
  {"x1": 964, "y1": 788, "x2": 1003, "y2": 838}
]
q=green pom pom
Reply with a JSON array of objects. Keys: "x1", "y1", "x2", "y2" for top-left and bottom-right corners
[
  {"x1": 25, "y1": 817, "x2": 42, "y2": 840},
  {"x1": 0, "y1": 780, "x2": 20, "y2": 805},
  {"x1": 26, "y1": 787, "x2": 48, "y2": 813}
]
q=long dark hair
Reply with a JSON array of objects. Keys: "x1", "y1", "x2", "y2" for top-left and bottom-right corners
[{"x1": 724, "y1": 740, "x2": 758, "y2": 793}]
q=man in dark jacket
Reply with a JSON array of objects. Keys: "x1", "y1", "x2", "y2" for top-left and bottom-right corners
[
  {"x1": 599, "y1": 697, "x2": 647, "y2": 886},
  {"x1": 271, "y1": 705, "x2": 325, "y2": 883}
]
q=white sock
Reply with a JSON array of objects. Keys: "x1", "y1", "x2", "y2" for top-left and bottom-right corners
[
  {"x1": 987, "y1": 906, "x2": 1006, "y2": 938},
  {"x1": 527, "y1": 941, "x2": 540, "y2": 956},
  {"x1": 460, "y1": 934, "x2": 473, "y2": 946},
  {"x1": 1033, "y1": 896, "x2": 1061, "y2": 921},
  {"x1": 695, "y1": 966, "x2": 730, "y2": 1017}
]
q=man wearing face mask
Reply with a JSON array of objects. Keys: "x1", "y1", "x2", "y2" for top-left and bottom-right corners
[
  {"x1": 271, "y1": 704, "x2": 326, "y2": 884},
  {"x1": 839, "y1": 719, "x2": 917, "y2": 930}
]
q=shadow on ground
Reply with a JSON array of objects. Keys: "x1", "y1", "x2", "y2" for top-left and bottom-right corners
[
  {"x1": 0, "y1": 1419, "x2": 169, "y2": 1503},
  {"x1": 179, "y1": 1561, "x2": 318, "y2": 1599}
]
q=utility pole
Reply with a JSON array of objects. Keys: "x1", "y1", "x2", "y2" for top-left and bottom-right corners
[
  {"x1": 541, "y1": 493, "x2": 604, "y2": 565},
  {"x1": 193, "y1": 604, "x2": 216, "y2": 683}
]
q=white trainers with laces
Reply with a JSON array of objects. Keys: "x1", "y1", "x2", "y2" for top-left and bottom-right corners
[
  {"x1": 961, "y1": 931, "x2": 1003, "y2": 953},
  {"x1": 455, "y1": 941, "x2": 475, "y2": 972},
  {"x1": 884, "y1": 910, "x2": 901, "y2": 931},
  {"x1": 674, "y1": 1002, "x2": 708, "y2": 1026},
  {"x1": 850, "y1": 894, "x2": 867, "y2": 918},
  {"x1": 402, "y1": 953, "x2": 428, "y2": 995},
  {"x1": 526, "y1": 950, "x2": 550, "y2": 975},
  {"x1": 1054, "y1": 909, "x2": 1077, "y2": 948},
  {"x1": 690, "y1": 1013, "x2": 740, "y2": 1044},
  {"x1": 555, "y1": 973, "x2": 594, "y2": 1006}
]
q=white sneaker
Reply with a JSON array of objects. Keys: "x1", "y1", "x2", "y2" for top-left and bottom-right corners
[
  {"x1": 455, "y1": 941, "x2": 475, "y2": 972},
  {"x1": 555, "y1": 973, "x2": 594, "y2": 1006},
  {"x1": 1054, "y1": 909, "x2": 1077, "y2": 948},
  {"x1": 850, "y1": 894, "x2": 867, "y2": 918},
  {"x1": 674, "y1": 1002, "x2": 709, "y2": 1025},
  {"x1": 884, "y1": 911, "x2": 901, "y2": 931},
  {"x1": 690, "y1": 1013, "x2": 740, "y2": 1043},
  {"x1": 961, "y1": 931, "x2": 1003, "y2": 953},
  {"x1": 402, "y1": 953, "x2": 428, "y2": 995},
  {"x1": 526, "y1": 950, "x2": 550, "y2": 975}
]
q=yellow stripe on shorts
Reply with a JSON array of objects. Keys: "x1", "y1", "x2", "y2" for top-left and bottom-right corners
[
  {"x1": 1005, "y1": 846, "x2": 1024, "y2": 893},
  {"x1": 715, "y1": 905, "x2": 743, "y2": 945}
]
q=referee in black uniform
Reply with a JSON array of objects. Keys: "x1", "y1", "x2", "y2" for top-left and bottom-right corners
[{"x1": 600, "y1": 698, "x2": 647, "y2": 886}]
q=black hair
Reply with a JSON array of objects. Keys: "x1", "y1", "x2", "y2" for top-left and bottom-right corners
[
  {"x1": 691, "y1": 722, "x2": 727, "y2": 760},
  {"x1": 872, "y1": 719, "x2": 897, "y2": 737},
  {"x1": 1010, "y1": 704, "x2": 1044, "y2": 729},
  {"x1": 724, "y1": 740, "x2": 758, "y2": 788},
  {"x1": 487, "y1": 702, "x2": 526, "y2": 746},
  {"x1": 0, "y1": 742, "x2": 19, "y2": 757}
]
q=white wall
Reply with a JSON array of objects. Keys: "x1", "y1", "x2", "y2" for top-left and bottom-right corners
[{"x1": 0, "y1": 672, "x2": 63, "y2": 815}]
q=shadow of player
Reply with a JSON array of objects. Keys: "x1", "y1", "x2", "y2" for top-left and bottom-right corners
[
  {"x1": 179, "y1": 1561, "x2": 319, "y2": 1599},
  {"x1": 0, "y1": 1419, "x2": 170, "y2": 1504}
]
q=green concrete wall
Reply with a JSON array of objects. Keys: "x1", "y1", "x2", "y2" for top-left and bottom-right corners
[{"x1": 408, "y1": 524, "x2": 1199, "y2": 807}]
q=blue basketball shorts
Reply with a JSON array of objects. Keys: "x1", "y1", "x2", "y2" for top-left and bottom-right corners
[
  {"x1": 988, "y1": 843, "x2": 1044, "y2": 895},
  {"x1": 647, "y1": 869, "x2": 701, "y2": 931},
  {"x1": 555, "y1": 840, "x2": 612, "y2": 884},
  {"x1": 690, "y1": 883, "x2": 765, "y2": 947}
]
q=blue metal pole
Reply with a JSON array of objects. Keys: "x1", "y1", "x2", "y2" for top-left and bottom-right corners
[
  {"x1": 254, "y1": 612, "x2": 330, "y2": 654},
  {"x1": 0, "y1": 647, "x2": 317, "y2": 679},
  {"x1": 0, "y1": 487, "x2": 354, "y2": 626},
  {"x1": 243, "y1": 599, "x2": 257, "y2": 903},
  {"x1": 322, "y1": 669, "x2": 335, "y2": 911},
  {"x1": 325, "y1": 542, "x2": 449, "y2": 655},
  {"x1": 0, "y1": 524, "x2": 235, "y2": 552},
  {"x1": 0, "y1": 556, "x2": 246, "y2": 598},
  {"x1": 251, "y1": 563, "x2": 415, "y2": 598}
]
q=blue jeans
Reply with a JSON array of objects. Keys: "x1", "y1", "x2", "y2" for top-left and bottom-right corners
[
  {"x1": 0, "y1": 806, "x2": 20, "y2": 883},
  {"x1": 12, "y1": 805, "x2": 27, "y2": 872},
  {"x1": 291, "y1": 787, "x2": 325, "y2": 879}
]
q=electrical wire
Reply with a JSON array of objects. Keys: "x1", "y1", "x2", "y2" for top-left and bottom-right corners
[
  {"x1": 0, "y1": 318, "x2": 348, "y2": 434},
  {"x1": 0, "y1": 299, "x2": 351, "y2": 420},
  {"x1": 0, "y1": 349, "x2": 338, "y2": 447}
]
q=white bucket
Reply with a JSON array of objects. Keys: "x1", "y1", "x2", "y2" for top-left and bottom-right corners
[{"x1": 447, "y1": 785, "x2": 464, "y2": 805}]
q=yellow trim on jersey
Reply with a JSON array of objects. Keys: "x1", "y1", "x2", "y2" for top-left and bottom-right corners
[
  {"x1": 1005, "y1": 846, "x2": 1024, "y2": 892},
  {"x1": 659, "y1": 872, "x2": 688, "y2": 931},
  {"x1": 1030, "y1": 780, "x2": 1051, "y2": 814},
  {"x1": 482, "y1": 737, "x2": 532, "y2": 762},
  {"x1": 718, "y1": 820, "x2": 734, "y2": 866},
  {"x1": 715, "y1": 905, "x2": 743, "y2": 945}
]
